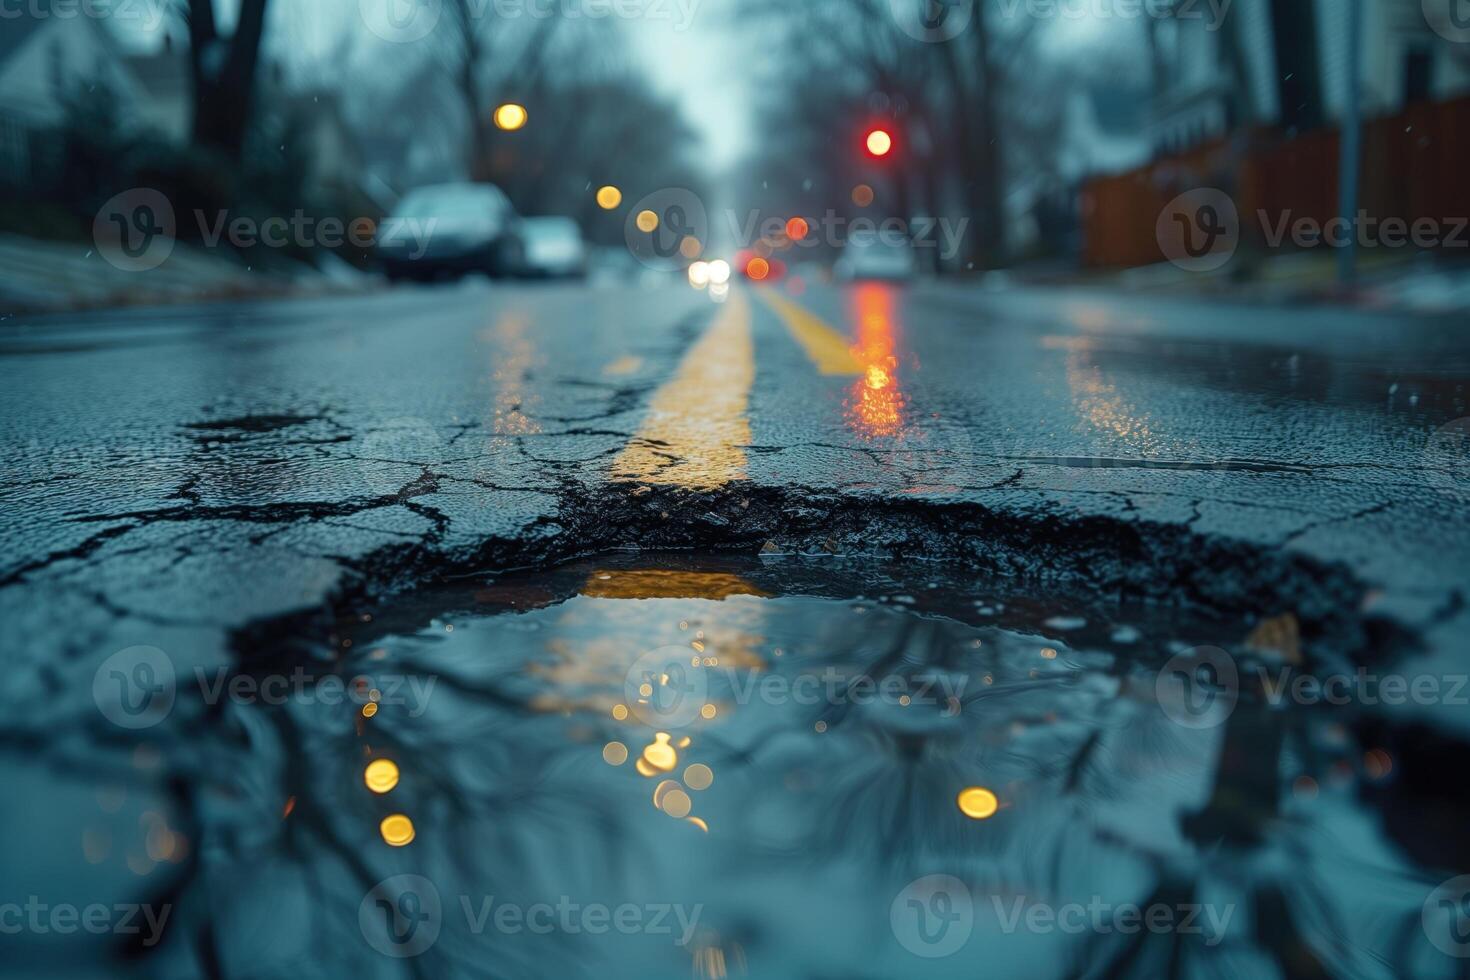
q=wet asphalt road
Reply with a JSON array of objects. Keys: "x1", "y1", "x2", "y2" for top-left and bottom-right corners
[
  {"x1": 4, "y1": 277, "x2": 1470, "y2": 976},
  {"x1": 3, "y1": 279, "x2": 1467, "y2": 684}
]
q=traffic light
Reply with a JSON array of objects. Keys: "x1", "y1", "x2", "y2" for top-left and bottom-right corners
[{"x1": 865, "y1": 128, "x2": 893, "y2": 159}]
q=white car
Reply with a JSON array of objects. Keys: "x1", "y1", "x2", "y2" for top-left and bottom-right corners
[
  {"x1": 378, "y1": 183, "x2": 523, "y2": 281},
  {"x1": 835, "y1": 233, "x2": 918, "y2": 282},
  {"x1": 519, "y1": 217, "x2": 588, "y2": 278}
]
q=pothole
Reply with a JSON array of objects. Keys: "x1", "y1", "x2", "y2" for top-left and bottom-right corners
[{"x1": 57, "y1": 553, "x2": 1462, "y2": 976}]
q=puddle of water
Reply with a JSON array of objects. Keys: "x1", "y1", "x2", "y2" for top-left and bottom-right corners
[{"x1": 21, "y1": 556, "x2": 1464, "y2": 978}]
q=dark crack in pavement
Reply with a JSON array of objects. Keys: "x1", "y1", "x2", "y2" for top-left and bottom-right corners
[{"x1": 3, "y1": 281, "x2": 1470, "y2": 976}]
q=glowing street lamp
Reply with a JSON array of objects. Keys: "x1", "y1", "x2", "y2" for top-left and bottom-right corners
[
  {"x1": 494, "y1": 103, "x2": 528, "y2": 131},
  {"x1": 596, "y1": 185, "x2": 623, "y2": 210}
]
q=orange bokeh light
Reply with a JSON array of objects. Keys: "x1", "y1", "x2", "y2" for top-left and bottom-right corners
[
  {"x1": 785, "y1": 217, "x2": 809, "y2": 242},
  {"x1": 746, "y1": 256, "x2": 771, "y2": 281},
  {"x1": 845, "y1": 283, "x2": 904, "y2": 438}
]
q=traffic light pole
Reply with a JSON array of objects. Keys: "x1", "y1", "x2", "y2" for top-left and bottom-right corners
[{"x1": 1337, "y1": 0, "x2": 1363, "y2": 286}]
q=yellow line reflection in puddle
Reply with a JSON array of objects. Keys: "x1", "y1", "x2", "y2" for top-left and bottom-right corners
[
  {"x1": 612, "y1": 291, "x2": 754, "y2": 489},
  {"x1": 755, "y1": 289, "x2": 861, "y2": 376},
  {"x1": 582, "y1": 569, "x2": 767, "y2": 600}
]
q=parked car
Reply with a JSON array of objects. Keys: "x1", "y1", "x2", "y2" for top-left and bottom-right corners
[
  {"x1": 377, "y1": 183, "x2": 522, "y2": 281},
  {"x1": 834, "y1": 232, "x2": 917, "y2": 282},
  {"x1": 587, "y1": 246, "x2": 641, "y2": 286},
  {"x1": 518, "y1": 217, "x2": 588, "y2": 278}
]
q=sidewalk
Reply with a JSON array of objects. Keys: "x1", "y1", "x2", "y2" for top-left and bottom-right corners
[
  {"x1": 0, "y1": 233, "x2": 378, "y2": 315},
  {"x1": 1002, "y1": 252, "x2": 1470, "y2": 316}
]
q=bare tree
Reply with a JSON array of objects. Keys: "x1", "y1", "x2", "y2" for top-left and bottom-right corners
[
  {"x1": 185, "y1": 0, "x2": 271, "y2": 160},
  {"x1": 436, "y1": 1, "x2": 563, "y2": 180}
]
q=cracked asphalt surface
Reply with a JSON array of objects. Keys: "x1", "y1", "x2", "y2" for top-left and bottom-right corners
[{"x1": 3, "y1": 279, "x2": 1468, "y2": 724}]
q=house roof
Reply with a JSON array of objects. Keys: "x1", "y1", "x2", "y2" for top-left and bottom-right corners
[{"x1": 0, "y1": 15, "x2": 48, "y2": 66}]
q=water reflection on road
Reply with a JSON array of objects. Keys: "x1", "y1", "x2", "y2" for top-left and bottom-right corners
[{"x1": 25, "y1": 556, "x2": 1468, "y2": 978}]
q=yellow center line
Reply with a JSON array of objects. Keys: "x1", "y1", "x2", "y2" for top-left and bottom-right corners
[
  {"x1": 601, "y1": 354, "x2": 643, "y2": 377},
  {"x1": 755, "y1": 289, "x2": 862, "y2": 376},
  {"x1": 611, "y1": 291, "x2": 754, "y2": 489}
]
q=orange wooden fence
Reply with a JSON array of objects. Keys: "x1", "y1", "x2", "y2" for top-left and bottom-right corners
[{"x1": 1080, "y1": 95, "x2": 1470, "y2": 268}]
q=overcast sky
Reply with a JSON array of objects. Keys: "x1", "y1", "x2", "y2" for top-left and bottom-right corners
[
  {"x1": 117, "y1": 0, "x2": 753, "y2": 168},
  {"x1": 628, "y1": 0, "x2": 751, "y2": 168},
  {"x1": 115, "y1": 0, "x2": 1132, "y2": 176}
]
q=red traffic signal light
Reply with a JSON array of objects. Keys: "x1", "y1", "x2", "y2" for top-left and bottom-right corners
[{"x1": 866, "y1": 128, "x2": 894, "y2": 158}]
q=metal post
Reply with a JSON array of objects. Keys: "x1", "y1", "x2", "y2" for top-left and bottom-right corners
[{"x1": 1337, "y1": 0, "x2": 1363, "y2": 285}]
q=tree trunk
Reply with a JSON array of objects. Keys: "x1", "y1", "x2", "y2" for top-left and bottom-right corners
[
  {"x1": 188, "y1": 0, "x2": 270, "y2": 160},
  {"x1": 969, "y1": 6, "x2": 1006, "y2": 268},
  {"x1": 935, "y1": 41, "x2": 978, "y2": 269},
  {"x1": 444, "y1": 0, "x2": 492, "y2": 180},
  {"x1": 1268, "y1": 0, "x2": 1326, "y2": 133}
]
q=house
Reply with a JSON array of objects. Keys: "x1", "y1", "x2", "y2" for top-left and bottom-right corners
[
  {"x1": 0, "y1": 16, "x2": 189, "y2": 183},
  {"x1": 354, "y1": 60, "x2": 469, "y2": 197},
  {"x1": 122, "y1": 36, "x2": 192, "y2": 142},
  {"x1": 1149, "y1": 0, "x2": 1470, "y2": 153},
  {"x1": 267, "y1": 85, "x2": 369, "y2": 207},
  {"x1": 1011, "y1": 84, "x2": 1154, "y2": 261}
]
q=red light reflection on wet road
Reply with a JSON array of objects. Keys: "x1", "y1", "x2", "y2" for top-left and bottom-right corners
[{"x1": 845, "y1": 283, "x2": 906, "y2": 438}]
